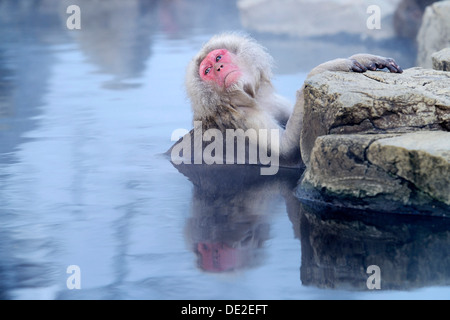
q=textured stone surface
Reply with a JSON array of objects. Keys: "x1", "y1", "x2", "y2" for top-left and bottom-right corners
[
  {"x1": 296, "y1": 202, "x2": 450, "y2": 290},
  {"x1": 301, "y1": 134, "x2": 409, "y2": 201},
  {"x1": 300, "y1": 68, "x2": 450, "y2": 166},
  {"x1": 367, "y1": 131, "x2": 450, "y2": 205},
  {"x1": 299, "y1": 131, "x2": 450, "y2": 215}
]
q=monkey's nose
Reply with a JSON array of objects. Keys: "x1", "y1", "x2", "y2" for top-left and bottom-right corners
[{"x1": 215, "y1": 64, "x2": 224, "y2": 72}]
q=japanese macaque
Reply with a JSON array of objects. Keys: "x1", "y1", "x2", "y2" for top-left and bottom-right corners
[
  {"x1": 169, "y1": 33, "x2": 402, "y2": 173},
  {"x1": 180, "y1": 164, "x2": 301, "y2": 273}
]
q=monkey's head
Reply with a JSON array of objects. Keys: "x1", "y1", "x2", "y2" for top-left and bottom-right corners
[{"x1": 186, "y1": 33, "x2": 275, "y2": 121}]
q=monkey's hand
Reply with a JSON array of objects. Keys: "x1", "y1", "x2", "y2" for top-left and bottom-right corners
[{"x1": 349, "y1": 54, "x2": 403, "y2": 73}]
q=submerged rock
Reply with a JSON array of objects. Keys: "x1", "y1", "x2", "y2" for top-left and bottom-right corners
[
  {"x1": 297, "y1": 67, "x2": 450, "y2": 216},
  {"x1": 368, "y1": 132, "x2": 450, "y2": 205},
  {"x1": 296, "y1": 202, "x2": 450, "y2": 290}
]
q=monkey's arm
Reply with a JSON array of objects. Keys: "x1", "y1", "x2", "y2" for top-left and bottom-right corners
[
  {"x1": 308, "y1": 54, "x2": 403, "y2": 78},
  {"x1": 280, "y1": 54, "x2": 403, "y2": 164}
]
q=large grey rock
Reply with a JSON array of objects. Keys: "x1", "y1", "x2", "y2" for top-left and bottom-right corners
[
  {"x1": 432, "y1": 47, "x2": 450, "y2": 71},
  {"x1": 393, "y1": 0, "x2": 440, "y2": 39},
  {"x1": 301, "y1": 134, "x2": 411, "y2": 206},
  {"x1": 367, "y1": 131, "x2": 450, "y2": 205},
  {"x1": 300, "y1": 68, "x2": 450, "y2": 167},
  {"x1": 417, "y1": 1, "x2": 450, "y2": 68}
]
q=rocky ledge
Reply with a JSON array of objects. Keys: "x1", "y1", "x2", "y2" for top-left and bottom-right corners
[{"x1": 296, "y1": 68, "x2": 450, "y2": 217}]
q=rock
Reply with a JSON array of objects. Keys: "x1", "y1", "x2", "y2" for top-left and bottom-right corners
[
  {"x1": 300, "y1": 68, "x2": 450, "y2": 167},
  {"x1": 393, "y1": 0, "x2": 439, "y2": 39},
  {"x1": 300, "y1": 134, "x2": 413, "y2": 210},
  {"x1": 296, "y1": 202, "x2": 450, "y2": 290},
  {"x1": 432, "y1": 47, "x2": 450, "y2": 71},
  {"x1": 237, "y1": 0, "x2": 400, "y2": 40},
  {"x1": 297, "y1": 67, "x2": 450, "y2": 215},
  {"x1": 298, "y1": 132, "x2": 450, "y2": 216},
  {"x1": 367, "y1": 131, "x2": 450, "y2": 205},
  {"x1": 417, "y1": 1, "x2": 450, "y2": 68}
]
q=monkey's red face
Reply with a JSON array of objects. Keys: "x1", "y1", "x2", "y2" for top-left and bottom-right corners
[{"x1": 199, "y1": 49, "x2": 242, "y2": 89}]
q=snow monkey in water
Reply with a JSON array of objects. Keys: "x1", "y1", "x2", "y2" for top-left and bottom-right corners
[{"x1": 169, "y1": 33, "x2": 403, "y2": 175}]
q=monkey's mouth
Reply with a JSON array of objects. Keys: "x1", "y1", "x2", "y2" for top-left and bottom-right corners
[
  {"x1": 224, "y1": 70, "x2": 242, "y2": 88},
  {"x1": 224, "y1": 71, "x2": 255, "y2": 98}
]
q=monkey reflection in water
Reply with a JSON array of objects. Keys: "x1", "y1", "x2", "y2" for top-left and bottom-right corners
[
  {"x1": 168, "y1": 33, "x2": 403, "y2": 273},
  {"x1": 178, "y1": 164, "x2": 301, "y2": 272}
]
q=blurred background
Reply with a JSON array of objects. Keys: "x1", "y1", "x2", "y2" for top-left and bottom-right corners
[{"x1": 0, "y1": 0, "x2": 449, "y2": 300}]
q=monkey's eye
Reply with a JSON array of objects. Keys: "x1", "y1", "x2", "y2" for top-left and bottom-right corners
[
  {"x1": 216, "y1": 55, "x2": 222, "y2": 62},
  {"x1": 204, "y1": 67, "x2": 212, "y2": 75}
]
